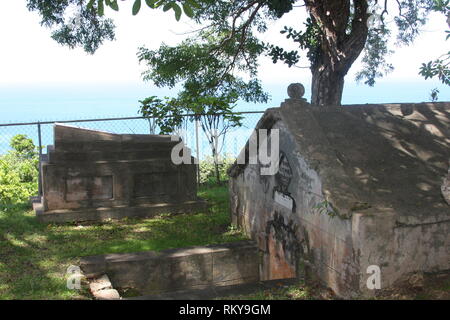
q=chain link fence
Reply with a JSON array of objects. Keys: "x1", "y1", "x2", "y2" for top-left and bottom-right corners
[
  {"x1": 0, "y1": 111, "x2": 264, "y2": 159},
  {"x1": 0, "y1": 112, "x2": 265, "y2": 196}
]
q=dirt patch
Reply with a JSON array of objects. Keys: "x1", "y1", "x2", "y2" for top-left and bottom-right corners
[
  {"x1": 220, "y1": 279, "x2": 338, "y2": 300},
  {"x1": 118, "y1": 287, "x2": 143, "y2": 298},
  {"x1": 374, "y1": 271, "x2": 450, "y2": 300},
  {"x1": 220, "y1": 271, "x2": 450, "y2": 300}
]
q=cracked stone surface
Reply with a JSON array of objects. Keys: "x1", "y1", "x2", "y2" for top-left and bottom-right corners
[
  {"x1": 441, "y1": 167, "x2": 450, "y2": 205},
  {"x1": 89, "y1": 274, "x2": 112, "y2": 293}
]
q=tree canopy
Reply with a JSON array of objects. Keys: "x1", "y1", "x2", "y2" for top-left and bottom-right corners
[{"x1": 27, "y1": 0, "x2": 448, "y2": 105}]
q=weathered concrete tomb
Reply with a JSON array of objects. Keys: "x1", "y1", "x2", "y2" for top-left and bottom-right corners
[
  {"x1": 34, "y1": 124, "x2": 207, "y2": 223},
  {"x1": 229, "y1": 84, "x2": 450, "y2": 298}
]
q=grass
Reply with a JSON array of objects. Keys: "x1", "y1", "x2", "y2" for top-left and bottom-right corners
[
  {"x1": 2, "y1": 184, "x2": 448, "y2": 300},
  {"x1": 0, "y1": 185, "x2": 247, "y2": 300}
]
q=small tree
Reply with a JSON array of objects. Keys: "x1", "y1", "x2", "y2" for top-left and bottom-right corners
[
  {"x1": 139, "y1": 96, "x2": 185, "y2": 134},
  {"x1": 10, "y1": 134, "x2": 38, "y2": 160},
  {"x1": 0, "y1": 135, "x2": 39, "y2": 208},
  {"x1": 183, "y1": 94, "x2": 243, "y2": 184},
  {"x1": 139, "y1": 92, "x2": 243, "y2": 184}
]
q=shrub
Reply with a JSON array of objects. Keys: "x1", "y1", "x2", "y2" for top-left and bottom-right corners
[
  {"x1": 10, "y1": 134, "x2": 37, "y2": 159},
  {"x1": 199, "y1": 156, "x2": 235, "y2": 185},
  {"x1": 0, "y1": 135, "x2": 39, "y2": 209}
]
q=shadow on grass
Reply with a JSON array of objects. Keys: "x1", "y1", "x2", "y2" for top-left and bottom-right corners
[
  {"x1": 0, "y1": 185, "x2": 246, "y2": 299},
  {"x1": 0, "y1": 208, "x2": 82, "y2": 299}
]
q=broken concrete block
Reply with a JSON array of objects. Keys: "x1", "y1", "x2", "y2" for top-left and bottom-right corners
[
  {"x1": 94, "y1": 289, "x2": 120, "y2": 300},
  {"x1": 89, "y1": 274, "x2": 112, "y2": 293}
]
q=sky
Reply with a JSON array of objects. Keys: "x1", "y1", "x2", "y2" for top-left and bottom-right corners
[{"x1": 0, "y1": 1, "x2": 448, "y2": 102}]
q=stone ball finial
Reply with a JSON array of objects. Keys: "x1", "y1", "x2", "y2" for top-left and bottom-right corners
[{"x1": 287, "y1": 83, "x2": 305, "y2": 99}]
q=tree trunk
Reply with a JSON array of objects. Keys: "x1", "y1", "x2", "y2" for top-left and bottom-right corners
[
  {"x1": 305, "y1": 0, "x2": 370, "y2": 106},
  {"x1": 311, "y1": 64, "x2": 345, "y2": 106},
  {"x1": 212, "y1": 147, "x2": 221, "y2": 184},
  {"x1": 214, "y1": 161, "x2": 221, "y2": 185}
]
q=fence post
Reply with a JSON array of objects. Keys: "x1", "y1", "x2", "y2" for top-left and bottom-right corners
[
  {"x1": 195, "y1": 118, "x2": 200, "y2": 185},
  {"x1": 37, "y1": 122, "x2": 43, "y2": 197}
]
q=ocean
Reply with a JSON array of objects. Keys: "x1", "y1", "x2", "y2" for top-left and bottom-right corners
[
  {"x1": 1, "y1": 81, "x2": 449, "y2": 123},
  {"x1": 0, "y1": 80, "x2": 448, "y2": 157}
]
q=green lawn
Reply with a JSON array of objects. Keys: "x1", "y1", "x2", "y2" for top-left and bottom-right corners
[{"x1": 0, "y1": 185, "x2": 247, "y2": 300}]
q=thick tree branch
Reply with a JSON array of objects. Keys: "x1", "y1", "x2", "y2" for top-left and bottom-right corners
[
  {"x1": 223, "y1": 1, "x2": 264, "y2": 75},
  {"x1": 341, "y1": 0, "x2": 369, "y2": 71},
  {"x1": 305, "y1": 0, "x2": 368, "y2": 73}
]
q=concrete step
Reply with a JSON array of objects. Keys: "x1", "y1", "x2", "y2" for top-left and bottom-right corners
[
  {"x1": 80, "y1": 241, "x2": 260, "y2": 292},
  {"x1": 54, "y1": 141, "x2": 180, "y2": 153},
  {"x1": 47, "y1": 150, "x2": 175, "y2": 163},
  {"x1": 36, "y1": 199, "x2": 209, "y2": 223}
]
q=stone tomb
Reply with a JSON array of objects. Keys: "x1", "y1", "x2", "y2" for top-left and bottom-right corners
[
  {"x1": 229, "y1": 84, "x2": 450, "y2": 298},
  {"x1": 34, "y1": 124, "x2": 207, "y2": 223}
]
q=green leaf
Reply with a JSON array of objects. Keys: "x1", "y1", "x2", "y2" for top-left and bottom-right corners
[
  {"x1": 153, "y1": 0, "x2": 165, "y2": 8},
  {"x1": 186, "y1": 0, "x2": 202, "y2": 9},
  {"x1": 108, "y1": 0, "x2": 119, "y2": 11},
  {"x1": 173, "y1": 3, "x2": 182, "y2": 21},
  {"x1": 163, "y1": 2, "x2": 173, "y2": 12},
  {"x1": 97, "y1": 0, "x2": 104, "y2": 16},
  {"x1": 145, "y1": 0, "x2": 156, "y2": 8},
  {"x1": 182, "y1": 3, "x2": 194, "y2": 18},
  {"x1": 87, "y1": 0, "x2": 96, "y2": 10},
  {"x1": 132, "y1": 0, "x2": 142, "y2": 15}
]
